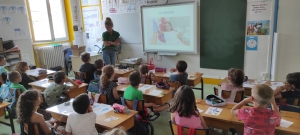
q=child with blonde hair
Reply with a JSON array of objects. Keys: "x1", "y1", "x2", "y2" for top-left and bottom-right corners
[
  {"x1": 15, "y1": 61, "x2": 34, "y2": 89},
  {"x1": 99, "y1": 65, "x2": 120, "y2": 105},
  {"x1": 231, "y1": 84, "x2": 280, "y2": 135},
  {"x1": 219, "y1": 68, "x2": 245, "y2": 102}
]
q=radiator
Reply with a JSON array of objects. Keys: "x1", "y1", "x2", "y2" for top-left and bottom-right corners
[{"x1": 34, "y1": 43, "x2": 71, "y2": 69}]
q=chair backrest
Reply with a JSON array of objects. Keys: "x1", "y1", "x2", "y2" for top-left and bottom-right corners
[
  {"x1": 168, "y1": 81, "x2": 182, "y2": 90},
  {"x1": 73, "y1": 71, "x2": 87, "y2": 80},
  {"x1": 122, "y1": 98, "x2": 144, "y2": 111},
  {"x1": 21, "y1": 122, "x2": 44, "y2": 135},
  {"x1": 97, "y1": 94, "x2": 108, "y2": 104},
  {"x1": 141, "y1": 77, "x2": 152, "y2": 84},
  {"x1": 278, "y1": 98, "x2": 300, "y2": 106},
  {"x1": 39, "y1": 92, "x2": 48, "y2": 109},
  {"x1": 169, "y1": 120, "x2": 209, "y2": 135},
  {"x1": 214, "y1": 87, "x2": 244, "y2": 103},
  {"x1": 9, "y1": 88, "x2": 21, "y2": 98}
]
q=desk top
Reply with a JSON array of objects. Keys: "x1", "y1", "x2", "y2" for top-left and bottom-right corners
[
  {"x1": 219, "y1": 78, "x2": 284, "y2": 90},
  {"x1": 28, "y1": 79, "x2": 88, "y2": 89},
  {"x1": 117, "y1": 84, "x2": 174, "y2": 98},
  {"x1": 0, "y1": 102, "x2": 10, "y2": 108},
  {"x1": 114, "y1": 68, "x2": 134, "y2": 75},
  {"x1": 26, "y1": 68, "x2": 56, "y2": 77},
  {"x1": 154, "y1": 72, "x2": 203, "y2": 81},
  {"x1": 46, "y1": 102, "x2": 138, "y2": 130},
  {"x1": 196, "y1": 103, "x2": 233, "y2": 121}
]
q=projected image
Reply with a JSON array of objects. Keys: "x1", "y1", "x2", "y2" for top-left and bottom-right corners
[{"x1": 148, "y1": 17, "x2": 190, "y2": 46}]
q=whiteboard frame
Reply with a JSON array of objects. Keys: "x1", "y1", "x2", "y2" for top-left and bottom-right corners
[{"x1": 140, "y1": 1, "x2": 198, "y2": 54}]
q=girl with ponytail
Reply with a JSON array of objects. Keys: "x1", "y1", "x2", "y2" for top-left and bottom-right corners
[{"x1": 99, "y1": 65, "x2": 120, "y2": 105}]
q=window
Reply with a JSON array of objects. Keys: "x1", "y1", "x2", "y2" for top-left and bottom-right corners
[{"x1": 28, "y1": 0, "x2": 68, "y2": 42}]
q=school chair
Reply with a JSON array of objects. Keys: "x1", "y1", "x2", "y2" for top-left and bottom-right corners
[
  {"x1": 121, "y1": 98, "x2": 154, "y2": 135},
  {"x1": 191, "y1": 77, "x2": 204, "y2": 99},
  {"x1": 213, "y1": 87, "x2": 245, "y2": 103},
  {"x1": 279, "y1": 105, "x2": 300, "y2": 113},
  {"x1": 168, "y1": 120, "x2": 209, "y2": 135},
  {"x1": 278, "y1": 98, "x2": 300, "y2": 106},
  {"x1": 141, "y1": 77, "x2": 152, "y2": 84},
  {"x1": 39, "y1": 92, "x2": 48, "y2": 109},
  {"x1": 97, "y1": 94, "x2": 108, "y2": 104},
  {"x1": 20, "y1": 122, "x2": 57, "y2": 135},
  {"x1": 73, "y1": 71, "x2": 86, "y2": 83}
]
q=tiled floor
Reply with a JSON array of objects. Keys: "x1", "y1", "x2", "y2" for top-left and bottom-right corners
[{"x1": 0, "y1": 84, "x2": 218, "y2": 135}]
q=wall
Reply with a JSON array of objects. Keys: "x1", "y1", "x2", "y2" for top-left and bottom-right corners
[
  {"x1": 273, "y1": 0, "x2": 300, "y2": 81},
  {"x1": 0, "y1": 0, "x2": 35, "y2": 65}
]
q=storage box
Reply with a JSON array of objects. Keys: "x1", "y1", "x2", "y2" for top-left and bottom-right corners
[
  {"x1": 0, "y1": 38, "x2": 3, "y2": 52},
  {"x1": 71, "y1": 45, "x2": 86, "y2": 56}
]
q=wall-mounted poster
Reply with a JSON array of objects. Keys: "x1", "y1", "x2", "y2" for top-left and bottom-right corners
[{"x1": 247, "y1": 20, "x2": 270, "y2": 35}]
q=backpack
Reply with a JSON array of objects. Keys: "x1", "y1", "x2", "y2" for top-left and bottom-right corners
[
  {"x1": 87, "y1": 80, "x2": 100, "y2": 93},
  {"x1": 205, "y1": 94, "x2": 226, "y2": 107},
  {"x1": 0, "y1": 80, "x2": 12, "y2": 101},
  {"x1": 121, "y1": 98, "x2": 149, "y2": 135}
]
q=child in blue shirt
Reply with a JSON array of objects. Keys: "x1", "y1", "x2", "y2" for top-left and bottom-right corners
[
  {"x1": 169, "y1": 60, "x2": 188, "y2": 85},
  {"x1": 0, "y1": 55, "x2": 8, "y2": 85}
]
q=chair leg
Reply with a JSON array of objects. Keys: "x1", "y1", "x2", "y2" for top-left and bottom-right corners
[
  {"x1": 148, "y1": 122, "x2": 154, "y2": 135},
  {"x1": 229, "y1": 128, "x2": 236, "y2": 135},
  {"x1": 6, "y1": 107, "x2": 15, "y2": 133}
]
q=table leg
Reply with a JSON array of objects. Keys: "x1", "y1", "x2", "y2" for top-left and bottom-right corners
[{"x1": 6, "y1": 107, "x2": 15, "y2": 133}]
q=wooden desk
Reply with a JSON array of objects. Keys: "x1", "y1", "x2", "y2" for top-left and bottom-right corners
[
  {"x1": 47, "y1": 103, "x2": 137, "y2": 131},
  {"x1": 219, "y1": 78, "x2": 283, "y2": 96},
  {"x1": 0, "y1": 102, "x2": 15, "y2": 133},
  {"x1": 196, "y1": 99, "x2": 300, "y2": 135},
  {"x1": 28, "y1": 79, "x2": 88, "y2": 98},
  {"x1": 154, "y1": 72, "x2": 203, "y2": 86},
  {"x1": 26, "y1": 68, "x2": 56, "y2": 80},
  {"x1": 117, "y1": 84, "x2": 175, "y2": 105},
  {"x1": 114, "y1": 68, "x2": 134, "y2": 78}
]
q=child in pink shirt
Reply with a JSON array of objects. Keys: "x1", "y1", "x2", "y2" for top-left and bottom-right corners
[
  {"x1": 231, "y1": 84, "x2": 280, "y2": 135},
  {"x1": 219, "y1": 68, "x2": 245, "y2": 103},
  {"x1": 169, "y1": 85, "x2": 207, "y2": 129}
]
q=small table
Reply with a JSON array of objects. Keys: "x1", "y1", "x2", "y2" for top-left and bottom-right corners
[
  {"x1": 46, "y1": 103, "x2": 138, "y2": 131},
  {"x1": 26, "y1": 68, "x2": 56, "y2": 80},
  {"x1": 28, "y1": 79, "x2": 88, "y2": 98},
  {"x1": 0, "y1": 102, "x2": 15, "y2": 133},
  {"x1": 114, "y1": 68, "x2": 134, "y2": 78},
  {"x1": 117, "y1": 84, "x2": 175, "y2": 105}
]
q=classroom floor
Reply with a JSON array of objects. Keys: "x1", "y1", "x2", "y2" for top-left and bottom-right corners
[{"x1": 0, "y1": 84, "x2": 222, "y2": 135}]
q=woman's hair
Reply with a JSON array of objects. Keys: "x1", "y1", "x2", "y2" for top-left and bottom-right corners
[
  {"x1": 104, "y1": 127, "x2": 127, "y2": 135},
  {"x1": 139, "y1": 65, "x2": 149, "y2": 75},
  {"x1": 252, "y1": 84, "x2": 273, "y2": 106},
  {"x1": 16, "y1": 90, "x2": 39, "y2": 123},
  {"x1": 169, "y1": 85, "x2": 199, "y2": 118},
  {"x1": 228, "y1": 68, "x2": 244, "y2": 86},
  {"x1": 15, "y1": 61, "x2": 28, "y2": 73},
  {"x1": 101, "y1": 65, "x2": 115, "y2": 88},
  {"x1": 105, "y1": 17, "x2": 113, "y2": 27}
]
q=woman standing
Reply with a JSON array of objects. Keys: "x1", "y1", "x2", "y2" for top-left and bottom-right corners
[{"x1": 102, "y1": 17, "x2": 120, "y2": 66}]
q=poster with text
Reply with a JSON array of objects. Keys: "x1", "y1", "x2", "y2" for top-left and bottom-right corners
[
  {"x1": 250, "y1": 3, "x2": 268, "y2": 15},
  {"x1": 247, "y1": 20, "x2": 269, "y2": 35}
]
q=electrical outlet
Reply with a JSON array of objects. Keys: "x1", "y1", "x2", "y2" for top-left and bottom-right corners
[{"x1": 261, "y1": 72, "x2": 267, "y2": 77}]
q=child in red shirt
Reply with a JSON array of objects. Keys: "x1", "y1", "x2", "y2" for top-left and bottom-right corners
[{"x1": 231, "y1": 84, "x2": 280, "y2": 135}]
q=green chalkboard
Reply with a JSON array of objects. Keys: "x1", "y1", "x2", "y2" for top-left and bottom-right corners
[{"x1": 200, "y1": 0, "x2": 247, "y2": 70}]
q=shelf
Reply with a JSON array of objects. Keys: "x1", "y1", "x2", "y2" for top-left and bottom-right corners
[
  {"x1": 0, "y1": 49, "x2": 20, "y2": 54},
  {"x1": 6, "y1": 57, "x2": 20, "y2": 61}
]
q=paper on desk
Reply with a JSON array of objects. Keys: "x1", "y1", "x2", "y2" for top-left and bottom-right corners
[
  {"x1": 148, "y1": 90, "x2": 162, "y2": 96},
  {"x1": 271, "y1": 82, "x2": 284, "y2": 87},
  {"x1": 270, "y1": 86, "x2": 277, "y2": 90},
  {"x1": 280, "y1": 119, "x2": 294, "y2": 128},
  {"x1": 205, "y1": 107, "x2": 222, "y2": 116},
  {"x1": 197, "y1": 108, "x2": 203, "y2": 113},
  {"x1": 93, "y1": 103, "x2": 113, "y2": 116},
  {"x1": 243, "y1": 83, "x2": 255, "y2": 88},
  {"x1": 252, "y1": 80, "x2": 267, "y2": 84},
  {"x1": 163, "y1": 72, "x2": 176, "y2": 77},
  {"x1": 41, "y1": 83, "x2": 51, "y2": 87},
  {"x1": 64, "y1": 82, "x2": 73, "y2": 86},
  {"x1": 139, "y1": 85, "x2": 153, "y2": 92}
]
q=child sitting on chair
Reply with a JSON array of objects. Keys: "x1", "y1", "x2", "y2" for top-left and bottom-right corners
[
  {"x1": 0, "y1": 55, "x2": 8, "y2": 85},
  {"x1": 231, "y1": 84, "x2": 280, "y2": 135},
  {"x1": 79, "y1": 52, "x2": 97, "y2": 84},
  {"x1": 219, "y1": 68, "x2": 245, "y2": 103},
  {"x1": 43, "y1": 71, "x2": 79, "y2": 107},
  {"x1": 8, "y1": 71, "x2": 26, "y2": 93},
  {"x1": 274, "y1": 72, "x2": 300, "y2": 99},
  {"x1": 94, "y1": 59, "x2": 104, "y2": 81},
  {"x1": 139, "y1": 64, "x2": 158, "y2": 84},
  {"x1": 66, "y1": 93, "x2": 98, "y2": 135},
  {"x1": 169, "y1": 60, "x2": 188, "y2": 85},
  {"x1": 17, "y1": 90, "x2": 58, "y2": 134},
  {"x1": 15, "y1": 61, "x2": 35, "y2": 89}
]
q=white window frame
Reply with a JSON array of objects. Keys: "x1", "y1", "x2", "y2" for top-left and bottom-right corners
[{"x1": 27, "y1": 0, "x2": 69, "y2": 43}]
